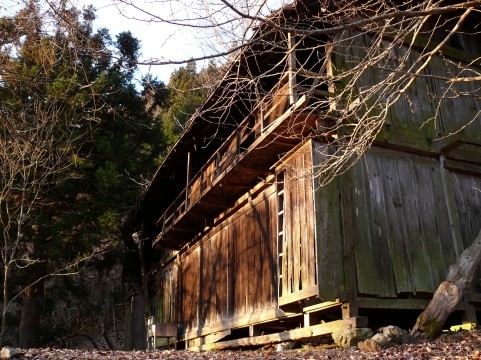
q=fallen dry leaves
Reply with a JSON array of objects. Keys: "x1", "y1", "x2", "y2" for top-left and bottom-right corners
[{"x1": 20, "y1": 329, "x2": 481, "y2": 359}]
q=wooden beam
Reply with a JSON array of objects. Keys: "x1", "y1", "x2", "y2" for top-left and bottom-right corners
[
  {"x1": 278, "y1": 285, "x2": 318, "y2": 306},
  {"x1": 169, "y1": 226, "x2": 200, "y2": 233},
  {"x1": 465, "y1": 292, "x2": 481, "y2": 304},
  {"x1": 357, "y1": 297, "x2": 431, "y2": 310},
  {"x1": 445, "y1": 160, "x2": 481, "y2": 176},
  {"x1": 205, "y1": 330, "x2": 231, "y2": 345},
  {"x1": 235, "y1": 165, "x2": 273, "y2": 176},
  {"x1": 189, "y1": 317, "x2": 367, "y2": 351},
  {"x1": 269, "y1": 138, "x2": 298, "y2": 147},
  {"x1": 199, "y1": 199, "x2": 229, "y2": 208},
  {"x1": 221, "y1": 181, "x2": 251, "y2": 189},
  {"x1": 183, "y1": 307, "x2": 285, "y2": 341},
  {"x1": 303, "y1": 300, "x2": 342, "y2": 314}
]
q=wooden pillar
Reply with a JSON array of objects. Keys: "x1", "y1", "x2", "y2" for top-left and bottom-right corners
[
  {"x1": 326, "y1": 43, "x2": 336, "y2": 112},
  {"x1": 339, "y1": 174, "x2": 359, "y2": 319},
  {"x1": 287, "y1": 32, "x2": 297, "y2": 105},
  {"x1": 186, "y1": 151, "x2": 192, "y2": 207}
]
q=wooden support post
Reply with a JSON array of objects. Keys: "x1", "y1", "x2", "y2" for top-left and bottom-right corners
[
  {"x1": 186, "y1": 152, "x2": 192, "y2": 207},
  {"x1": 339, "y1": 175, "x2": 359, "y2": 318},
  {"x1": 287, "y1": 32, "x2": 297, "y2": 105},
  {"x1": 462, "y1": 292, "x2": 477, "y2": 324},
  {"x1": 325, "y1": 43, "x2": 336, "y2": 112},
  {"x1": 303, "y1": 312, "x2": 311, "y2": 327},
  {"x1": 341, "y1": 302, "x2": 357, "y2": 320}
]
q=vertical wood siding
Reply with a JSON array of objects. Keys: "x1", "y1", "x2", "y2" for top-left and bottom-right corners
[
  {"x1": 278, "y1": 141, "x2": 318, "y2": 304},
  {"x1": 450, "y1": 171, "x2": 481, "y2": 290},
  {"x1": 152, "y1": 266, "x2": 178, "y2": 324},
  {"x1": 155, "y1": 186, "x2": 278, "y2": 336},
  {"x1": 313, "y1": 143, "x2": 344, "y2": 302},
  {"x1": 450, "y1": 172, "x2": 481, "y2": 249},
  {"x1": 335, "y1": 30, "x2": 481, "y2": 142},
  {"x1": 340, "y1": 149, "x2": 460, "y2": 296}
]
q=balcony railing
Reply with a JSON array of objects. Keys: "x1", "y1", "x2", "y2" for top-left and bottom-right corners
[{"x1": 154, "y1": 65, "x2": 335, "y2": 247}]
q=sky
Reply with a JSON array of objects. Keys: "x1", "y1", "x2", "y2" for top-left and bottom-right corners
[{"x1": 92, "y1": 0, "x2": 203, "y2": 83}]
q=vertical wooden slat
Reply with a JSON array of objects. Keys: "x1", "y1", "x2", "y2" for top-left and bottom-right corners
[
  {"x1": 451, "y1": 171, "x2": 481, "y2": 247},
  {"x1": 412, "y1": 160, "x2": 444, "y2": 290},
  {"x1": 304, "y1": 149, "x2": 316, "y2": 288},
  {"x1": 248, "y1": 206, "x2": 262, "y2": 310},
  {"x1": 282, "y1": 168, "x2": 293, "y2": 296},
  {"x1": 269, "y1": 194, "x2": 278, "y2": 304},
  {"x1": 299, "y1": 153, "x2": 312, "y2": 290},
  {"x1": 450, "y1": 171, "x2": 481, "y2": 286},
  {"x1": 364, "y1": 154, "x2": 397, "y2": 297},
  {"x1": 432, "y1": 159, "x2": 459, "y2": 273},
  {"x1": 398, "y1": 157, "x2": 434, "y2": 293},
  {"x1": 227, "y1": 225, "x2": 235, "y2": 317},
  {"x1": 350, "y1": 157, "x2": 379, "y2": 296},
  {"x1": 293, "y1": 158, "x2": 301, "y2": 293},
  {"x1": 277, "y1": 141, "x2": 318, "y2": 304},
  {"x1": 382, "y1": 155, "x2": 414, "y2": 294}
]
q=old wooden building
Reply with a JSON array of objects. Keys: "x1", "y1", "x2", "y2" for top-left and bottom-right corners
[{"x1": 129, "y1": 0, "x2": 481, "y2": 350}]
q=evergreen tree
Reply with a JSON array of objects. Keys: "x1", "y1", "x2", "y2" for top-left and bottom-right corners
[
  {"x1": 0, "y1": 1, "x2": 168, "y2": 347},
  {"x1": 159, "y1": 61, "x2": 208, "y2": 152}
]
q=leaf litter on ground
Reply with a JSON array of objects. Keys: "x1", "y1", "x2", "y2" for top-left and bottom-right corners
[{"x1": 18, "y1": 329, "x2": 481, "y2": 360}]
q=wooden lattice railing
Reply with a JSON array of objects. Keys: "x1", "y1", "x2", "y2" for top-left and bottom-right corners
[{"x1": 154, "y1": 64, "x2": 334, "y2": 243}]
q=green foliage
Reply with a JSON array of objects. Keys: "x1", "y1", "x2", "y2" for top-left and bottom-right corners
[
  {"x1": 158, "y1": 60, "x2": 216, "y2": 155},
  {"x1": 0, "y1": 0, "x2": 170, "y2": 346}
]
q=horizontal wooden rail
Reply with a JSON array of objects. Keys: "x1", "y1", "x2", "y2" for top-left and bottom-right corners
[{"x1": 155, "y1": 68, "x2": 331, "y2": 242}]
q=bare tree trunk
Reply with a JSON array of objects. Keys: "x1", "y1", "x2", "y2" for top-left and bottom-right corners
[
  {"x1": 18, "y1": 262, "x2": 47, "y2": 348},
  {"x1": 411, "y1": 229, "x2": 481, "y2": 339},
  {"x1": 1, "y1": 265, "x2": 9, "y2": 346}
]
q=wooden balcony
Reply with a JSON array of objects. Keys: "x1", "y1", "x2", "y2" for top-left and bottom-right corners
[{"x1": 153, "y1": 69, "x2": 333, "y2": 249}]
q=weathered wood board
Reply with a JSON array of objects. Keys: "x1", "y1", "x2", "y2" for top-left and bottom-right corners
[
  {"x1": 277, "y1": 141, "x2": 318, "y2": 305},
  {"x1": 154, "y1": 186, "x2": 278, "y2": 337},
  {"x1": 327, "y1": 148, "x2": 464, "y2": 297}
]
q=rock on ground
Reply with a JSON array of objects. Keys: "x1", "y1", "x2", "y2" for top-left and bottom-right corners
[
  {"x1": 0, "y1": 347, "x2": 24, "y2": 359},
  {"x1": 331, "y1": 327, "x2": 374, "y2": 348}
]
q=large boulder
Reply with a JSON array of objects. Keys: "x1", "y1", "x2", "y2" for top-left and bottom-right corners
[{"x1": 331, "y1": 328, "x2": 374, "y2": 348}]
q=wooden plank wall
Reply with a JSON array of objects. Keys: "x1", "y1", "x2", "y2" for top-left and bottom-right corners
[
  {"x1": 450, "y1": 171, "x2": 481, "y2": 291},
  {"x1": 335, "y1": 29, "x2": 481, "y2": 146},
  {"x1": 152, "y1": 266, "x2": 178, "y2": 324},
  {"x1": 154, "y1": 186, "x2": 278, "y2": 336},
  {"x1": 340, "y1": 148, "x2": 461, "y2": 297},
  {"x1": 450, "y1": 172, "x2": 481, "y2": 249},
  {"x1": 322, "y1": 29, "x2": 481, "y2": 301},
  {"x1": 312, "y1": 142, "x2": 345, "y2": 302}
]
